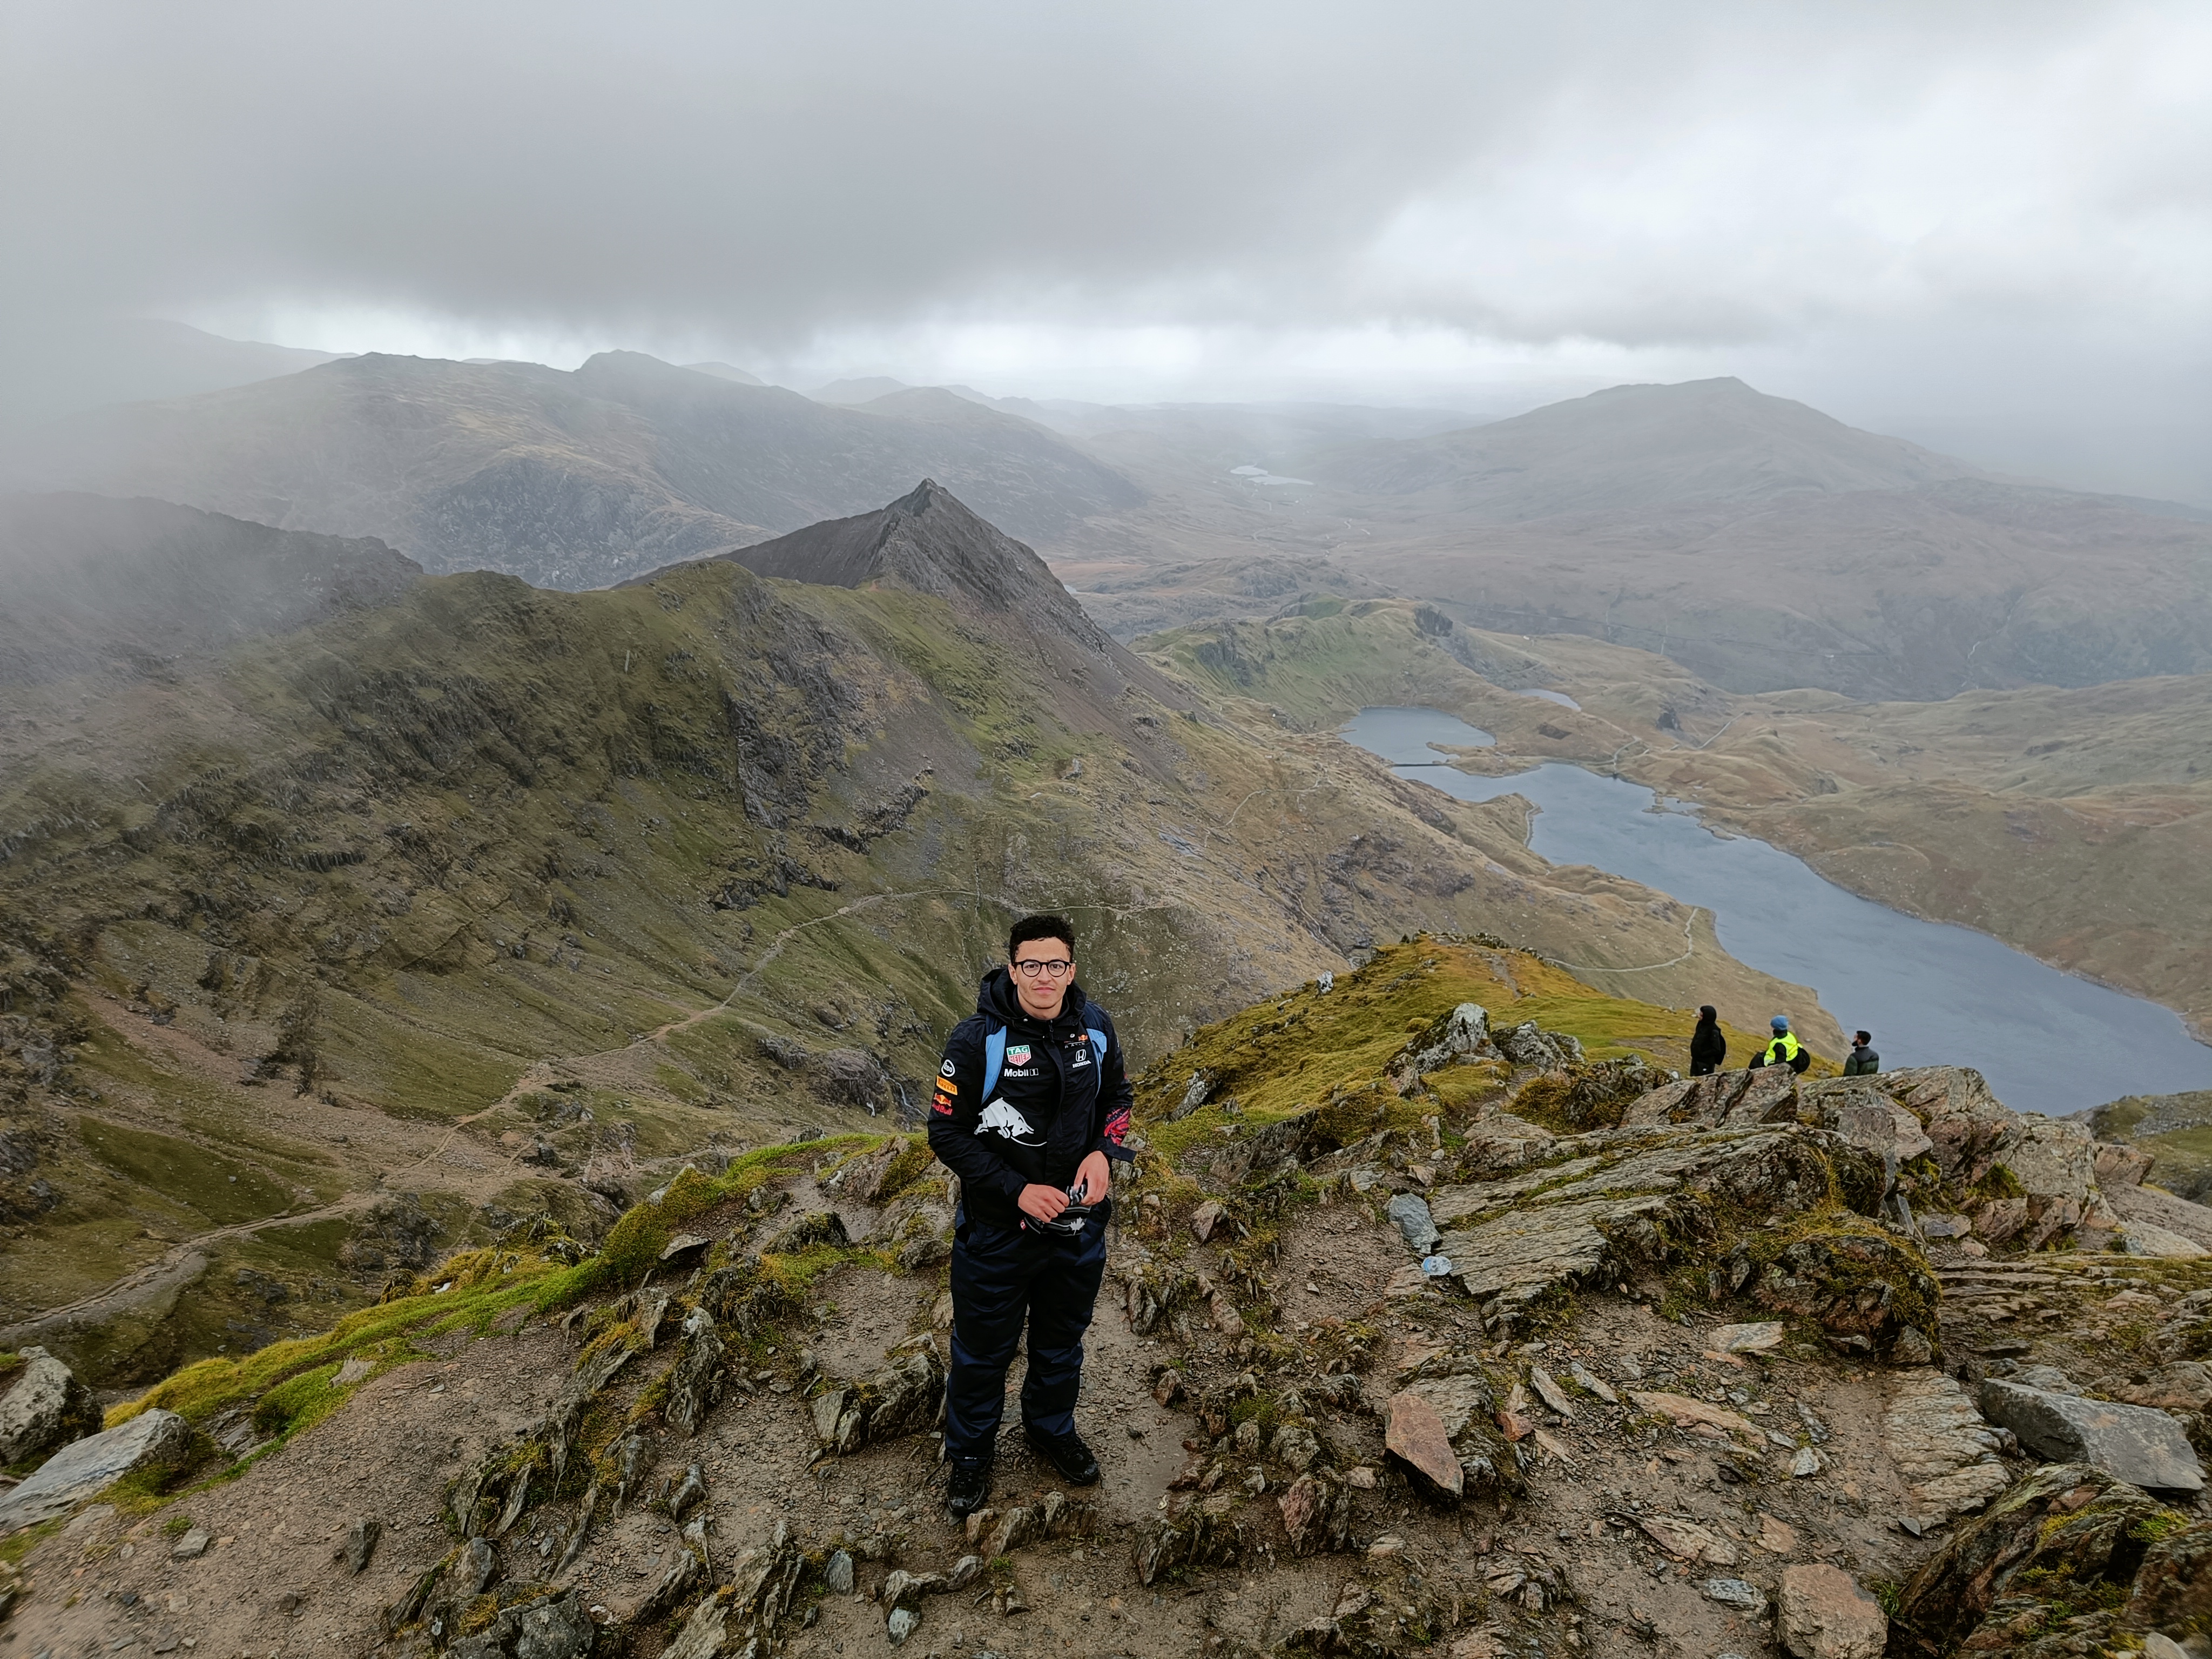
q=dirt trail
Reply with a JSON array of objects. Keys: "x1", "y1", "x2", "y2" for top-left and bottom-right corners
[{"x1": 0, "y1": 1195, "x2": 381, "y2": 1346}]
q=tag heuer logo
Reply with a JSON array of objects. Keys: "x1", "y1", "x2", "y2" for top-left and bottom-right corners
[
  {"x1": 1006, "y1": 1044, "x2": 1032, "y2": 1067},
  {"x1": 940, "y1": 1060, "x2": 956, "y2": 1077}
]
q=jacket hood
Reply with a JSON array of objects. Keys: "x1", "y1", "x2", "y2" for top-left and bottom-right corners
[{"x1": 976, "y1": 966, "x2": 1089, "y2": 1029}]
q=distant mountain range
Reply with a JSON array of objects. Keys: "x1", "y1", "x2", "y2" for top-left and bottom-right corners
[
  {"x1": 1303, "y1": 376, "x2": 1985, "y2": 514},
  {"x1": 9, "y1": 351, "x2": 1142, "y2": 589}
]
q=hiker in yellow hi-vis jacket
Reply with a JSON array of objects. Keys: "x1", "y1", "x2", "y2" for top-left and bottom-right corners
[{"x1": 1748, "y1": 1015, "x2": 1812, "y2": 1074}]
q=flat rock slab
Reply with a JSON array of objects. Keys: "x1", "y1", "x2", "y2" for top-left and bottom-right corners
[
  {"x1": 1709, "y1": 1321, "x2": 1785, "y2": 1353},
  {"x1": 1779, "y1": 1562, "x2": 1888, "y2": 1659},
  {"x1": 1631, "y1": 1513, "x2": 1740, "y2": 1567},
  {"x1": 1384, "y1": 1390, "x2": 1462, "y2": 1502},
  {"x1": 1436, "y1": 1192, "x2": 1668, "y2": 1322},
  {"x1": 1978, "y1": 1379, "x2": 2205, "y2": 1491},
  {"x1": 1883, "y1": 1370, "x2": 2011, "y2": 1521},
  {"x1": 1427, "y1": 1157, "x2": 1606, "y2": 1232},
  {"x1": 1406, "y1": 1374, "x2": 1494, "y2": 1442},
  {"x1": 0, "y1": 1408, "x2": 192, "y2": 1533},
  {"x1": 1631, "y1": 1390, "x2": 1758, "y2": 1440},
  {"x1": 2109, "y1": 1181, "x2": 2212, "y2": 1251}
]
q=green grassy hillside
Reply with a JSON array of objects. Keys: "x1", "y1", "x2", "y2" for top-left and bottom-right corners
[{"x1": 0, "y1": 522, "x2": 1839, "y2": 1384}]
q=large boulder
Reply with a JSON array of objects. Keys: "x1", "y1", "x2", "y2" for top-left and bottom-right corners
[
  {"x1": 0, "y1": 1408, "x2": 194, "y2": 1532},
  {"x1": 1394, "y1": 1003, "x2": 1496, "y2": 1074},
  {"x1": 1736, "y1": 1213, "x2": 1941, "y2": 1363},
  {"x1": 1491, "y1": 1021, "x2": 1583, "y2": 1070},
  {"x1": 1798, "y1": 1080, "x2": 1934, "y2": 1164},
  {"x1": 1978, "y1": 1379, "x2": 2204, "y2": 1492},
  {"x1": 1778, "y1": 1563, "x2": 1888, "y2": 1659},
  {"x1": 0, "y1": 1346, "x2": 99, "y2": 1466}
]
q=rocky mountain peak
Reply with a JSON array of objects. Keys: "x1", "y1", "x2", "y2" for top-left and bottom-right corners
[{"x1": 690, "y1": 480, "x2": 1183, "y2": 714}]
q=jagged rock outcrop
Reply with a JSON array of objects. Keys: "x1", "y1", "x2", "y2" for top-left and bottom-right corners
[
  {"x1": 1893, "y1": 1462, "x2": 2212, "y2": 1657},
  {"x1": 1616, "y1": 1062, "x2": 2212, "y2": 1259},
  {"x1": 1883, "y1": 1369, "x2": 2013, "y2": 1523},
  {"x1": 810, "y1": 1338, "x2": 945, "y2": 1455},
  {"x1": 1425, "y1": 1124, "x2": 1926, "y2": 1350}
]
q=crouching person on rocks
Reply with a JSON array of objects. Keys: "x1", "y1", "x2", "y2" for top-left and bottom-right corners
[{"x1": 926, "y1": 913, "x2": 1134, "y2": 1519}]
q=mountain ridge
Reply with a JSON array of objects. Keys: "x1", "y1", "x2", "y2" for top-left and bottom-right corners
[
  {"x1": 1305, "y1": 375, "x2": 1985, "y2": 515},
  {"x1": 8, "y1": 352, "x2": 1143, "y2": 590}
]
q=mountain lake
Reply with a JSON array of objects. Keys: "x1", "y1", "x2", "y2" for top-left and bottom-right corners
[{"x1": 1341, "y1": 704, "x2": 2212, "y2": 1117}]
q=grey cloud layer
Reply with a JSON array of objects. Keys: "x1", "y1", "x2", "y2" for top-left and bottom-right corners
[{"x1": 6, "y1": 0, "x2": 2202, "y2": 350}]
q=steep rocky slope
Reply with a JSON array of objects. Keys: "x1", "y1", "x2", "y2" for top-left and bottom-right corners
[
  {"x1": 0, "y1": 488, "x2": 1824, "y2": 1392},
  {"x1": 8, "y1": 939, "x2": 2212, "y2": 1659},
  {"x1": 9, "y1": 353, "x2": 1142, "y2": 589}
]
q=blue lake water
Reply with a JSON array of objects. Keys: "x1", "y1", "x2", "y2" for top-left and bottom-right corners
[{"x1": 1339, "y1": 705, "x2": 2212, "y2": 1116}]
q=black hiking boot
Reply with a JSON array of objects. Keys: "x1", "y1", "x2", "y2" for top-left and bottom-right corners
[
  {"x1": 946, "y1": 1455, "x2": 994, "y2": 1518},
  {"x1": 1023, "y1": 1422, "x2": 1101, "y2": 1487}
]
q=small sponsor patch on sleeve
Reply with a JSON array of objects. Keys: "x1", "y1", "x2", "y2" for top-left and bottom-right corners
[{"x1": 932, "y1": 1077, "x2": 959, "y2": 1115}]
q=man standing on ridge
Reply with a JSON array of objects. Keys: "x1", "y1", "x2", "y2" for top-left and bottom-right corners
[
  {"x1": 1844, "y1": 1030, "x2": 1880, "y2": 1076},
  {"x1": 927, "y1": 913, "x2": 1134, "y2": 1519},
  {"x1": 1749, "y1": 1015, "x2": 1812, "y2": 1074},
  {"x1": 1689, "y1": 1005, "x2": 1727, "y2": 1076}
]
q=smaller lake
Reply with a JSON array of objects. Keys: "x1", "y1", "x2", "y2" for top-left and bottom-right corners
[{"x1": 1340, "y1": 706, "x2": 2212, "y2": 1116}]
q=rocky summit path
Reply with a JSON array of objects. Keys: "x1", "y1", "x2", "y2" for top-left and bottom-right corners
[{"x1": 9, "y1": 940, "x2": 2212, "y2": 1659}]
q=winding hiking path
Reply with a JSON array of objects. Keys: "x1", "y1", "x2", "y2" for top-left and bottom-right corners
[{"x1": 0, "y1": 1194, "x2": 382, "y2": 1346}]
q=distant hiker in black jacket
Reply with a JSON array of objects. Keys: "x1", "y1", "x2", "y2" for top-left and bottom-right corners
[
  {"x1": 927, "y1": 914, "x2": 1134, "y2": 1519},
  {"x1": 1843, "y1": 1030, "x2": 1880, "y2": 1076},
  {"x1": 1748, "y1": 1015, "x2": 1812, "y2": 1074},
  {"x1": 1689, "y1": 1006, "x2": 1726, "y2": 1076}
]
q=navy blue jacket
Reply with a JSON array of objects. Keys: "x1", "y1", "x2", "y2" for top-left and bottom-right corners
[{"x1": 927, "y1": 968, "x2": 1134, "y2": 1228}]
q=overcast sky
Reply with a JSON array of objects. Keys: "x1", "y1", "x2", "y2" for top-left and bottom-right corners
[{"x1": 5, "y1": 1, "x2": 2208, "y2": 497}]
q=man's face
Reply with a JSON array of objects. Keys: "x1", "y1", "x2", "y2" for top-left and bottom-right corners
[{"x1": 1010, "y1": 940, "x2": 1075, "y2": 1019}]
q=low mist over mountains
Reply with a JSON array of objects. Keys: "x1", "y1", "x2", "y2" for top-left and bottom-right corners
[
  {"x1": 0, "y1": 319, "x2": 340, "y2": 429},
  {"x1": 0, "y1": 494, "x2": 420, "y2": 689},
  {"x1": 8, "y1": 350, "x2": 1141, "y2": 589},
  {"x1": 12, "y1": 337, "x2": 2210, "y2": 704}
]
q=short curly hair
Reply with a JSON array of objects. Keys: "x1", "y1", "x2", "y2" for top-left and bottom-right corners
[{"x1": 1007, "y1": 914, "x2": 1075, "y2": 958}]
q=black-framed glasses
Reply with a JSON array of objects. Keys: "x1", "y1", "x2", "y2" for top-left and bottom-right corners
[{"x1": 1011, "y1": 958, "x2": 1074, "y2": 979}]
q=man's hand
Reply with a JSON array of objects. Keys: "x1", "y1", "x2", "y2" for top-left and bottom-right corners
[
  {"x1": 1018, "y1": 1183, "x2": 1069, "y2": 1223},
  {"x1": 1072, "y1": 1150, "x2": 1111, "y2": 1205}
]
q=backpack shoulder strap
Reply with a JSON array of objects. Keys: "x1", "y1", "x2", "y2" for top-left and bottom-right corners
[
  {"x1": 982, "y1": 1023, "x2": 1007, "y2": 1101},
  {"x1": 1088, "y1": 1024, "x2": 1109, "y2": 1058}
]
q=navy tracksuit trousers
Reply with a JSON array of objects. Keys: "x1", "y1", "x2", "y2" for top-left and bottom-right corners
[{"x1": 944, "y1": 1204, "x2": 1109, "y2": 1461}]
